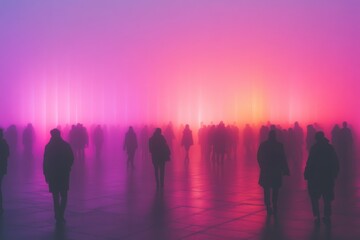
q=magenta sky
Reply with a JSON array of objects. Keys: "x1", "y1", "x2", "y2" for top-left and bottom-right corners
[{"x1": 1, "y1": 0, "x2": 360, "y2": 128}]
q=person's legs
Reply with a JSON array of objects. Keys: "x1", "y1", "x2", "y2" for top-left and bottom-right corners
[
  {"x1": 52, "y1": 191, "x2": 60, "y2": 220},
  {"x1": 0, "y1": 175, "x2": 3, "y2": 214},
  {"x1": 263, "y1": 187, "x2": 272, "y2": 214},
  {"x1": 323, "y1": 195, "x2": 332, "y2": 226},
  {"x1": 272, "y1": 187, "x2": 279, "y2": 214},
  {"x1": 153, "y1": 162, "x2": 159, "y2": 187},
  {"x1": 159, "y1": 161, "x2": 165, "y2": 188},
  {"x1": 59, "y1": 191, "x2": 68, "y2": 220}
]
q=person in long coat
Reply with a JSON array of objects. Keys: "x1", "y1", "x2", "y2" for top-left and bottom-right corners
[
  {"x1": 123, "y1": 126, "x2": 138, "y2": 168},
  {"x1": 149, "y1": 128, "x2": 170, "y2": 188},
  {"x1": 304, "y1": 131, "x2": 339, "y2": 226},
  {"x1": 0, "y1": 129, "x2": 10, "y2": 215},
  {"x1": 181, "y1": 124, "x2": 193, "y2": 161},
  {"x1": 43, "y1": 129, "x2": 74, "y2": 223},
  {"x1": 257, "y1": 130, "x2": 289, "y2": 215}
]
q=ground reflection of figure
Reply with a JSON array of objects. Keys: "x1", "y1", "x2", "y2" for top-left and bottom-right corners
[
  {"x1": 0, "y1": 129, "x2": 10, "y2": 215},
  {"x1": 149, "y1": 128, "x2": 170, "y2": 189},
  {"x1": 93, "y1": 125, "x2": 104, "y2": 160},
  {"x1": 123, "y1": 126, "x2": 138, "y2": 168},
  {"x1": 43, "y1": 129, "x2": 74, "y2": 223},
  {"x1": 304, "y1": 131, "x2": 339, "y2": 227},
  {"x1": 257, "y1": 130, "x2": 289, "y2": 216},
  {"x1": 22, "y1": 123, "x2": 35, "y2": 158},
  {"x1": 181, "y1": 124, "x2": 193, "y2": 162}
]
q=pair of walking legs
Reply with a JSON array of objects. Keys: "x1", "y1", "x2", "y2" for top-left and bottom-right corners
[
  {"x1": 311, "y1": 195, "x2": 332, "y2": 226},
  {"x1": 263, "y1": 187, "x2": 279, "y2": 215},
  {"x1": 153, "y1": 161, "x2": 165, "y2": 188},
  {"x1": 52, "y1": 191, "x2": 68, "y2": 222}
]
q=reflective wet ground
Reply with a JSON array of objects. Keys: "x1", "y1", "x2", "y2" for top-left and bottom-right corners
[{"x1": 1, "y1": 144, "x2": 360, "y2": 240}]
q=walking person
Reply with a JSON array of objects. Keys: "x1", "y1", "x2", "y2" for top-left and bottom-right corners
[
  {"x1": 0, "y1": 129, "x2": 10, "y2": 215},
  {"x1": 149, "y1": 128, "x2": 170, "y2": 189},
  {"x1": 304, "y1": 131, "x2": 339, "y2": 226},
  {"x1": 257, "y1": 130, "x2": 290, "y2": 215},
  {"x1": 43, "y1": 129, "x2": 74, "y2": 223}
]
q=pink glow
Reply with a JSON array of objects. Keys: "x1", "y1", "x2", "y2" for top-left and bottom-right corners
[{"x1": 1, "y1": 1, "x2": 360, "y2": 130}]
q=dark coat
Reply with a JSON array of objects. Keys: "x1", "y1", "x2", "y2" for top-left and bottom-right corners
[
  {"x1": 181, "y1": 128, "x2": 193, "y2": 150},
  {"x1": 304, "y1": 139, "x2": 339, "y2": 200},
  {"x1": 257, "y1": 139, "x2": 289, "y2": 188},
  {"x1": 43, "y1": 137, "x2": 74, "y2": 193},
  {"x1": 124, "y1": 130, "x2": 138, "y2": 153},
  {"x1": 0, "y1": 139, "x2": 10, "y2": 176},
  {"x1": 149, "y1": 133, "x2": 170, "y2": 164}
]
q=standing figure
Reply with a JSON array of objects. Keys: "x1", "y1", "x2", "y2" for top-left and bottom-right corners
[
  {"x1": 0, "y1": 129, "x2": 10, "y2": 215},
  {"x1": 123, "y1": 126, "x2": 138, "y2": 168},
  {"x1": 22, "y1": 123, "x2": 35, "y2": 159},
  {"x1": 304, "y1": 131, "x2": 339, "y2": 227},
  {"x1": 43, "y1": 129, "x2": 74, "y2": 223},
  {"x1": 149, "y1": 128, "x2": 170, "y2": 188},
  {"x1": 181, "y1": 124, "x2": 193, "y2": 162},
  {"x1": 93, "y1": 125, "x2": 104, "y2": 160},
  {"x1": 257, "y1": 130, "x2": 289, "y2": 215}
]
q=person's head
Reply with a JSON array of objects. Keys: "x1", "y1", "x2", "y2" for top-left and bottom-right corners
[
  {"x1": 268, "y1": 130, "x2": 276, "y2": 141},
  {"x1": 315, "y1": 131, "x2": 325, "y2": 142},
  {"x1": 154, "y1": 128, "x2": 161, "y2": 135},
  {"x1": 50, "y1": 128, "x2": 61, "y2": 139},
  {"x1": 343, "y1": 121, "x2": 348, "y2": 128},
  {"x1": 129, "y1": 126, "x2": 133, "y2": 132}
]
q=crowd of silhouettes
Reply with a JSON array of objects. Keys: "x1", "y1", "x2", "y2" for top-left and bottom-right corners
[
  {"x1": 68, "y1": 124, "x2": 89, "y2": 160},
  {"x1": 0, "y1": 120, "x2": 357, "y2": 226}
]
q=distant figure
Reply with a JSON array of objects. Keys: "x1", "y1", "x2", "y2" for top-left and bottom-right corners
[
  {"x1": 306, "y1": 124, "x2": 316, "y2": 153},
  {"x1": 123, "y1": 126, "x2": 138, "y2": 168},
  {"x1": 243, "y1": 124, "x2": 255, "y2": 159},
  {"x1": 293, "y1": 122, "x2": 304, "y2": 164},
  {"x1": 149, "y1": 128, "x2": 170, "y2": 188},
  {"x1": 43, "y1": 129, "x2": 74, "y2": 223},
  {"x1": 93, "y1": 125, "x2": 104, "y2": 160},
  {"x1": 163, "y1": 122, "x2": 175, "y2": 153},
  {"x1": 4, "y1": 125, "x2": 18, "y2": 158},
  {"x1": 181, "y1": 124, "x2": 193, "y2": 162},
  {"x1": 140, "y1": 125, "x2": 150, "y2": 161},
  {"x1": 213, "y1": 122, "x2": 227, "y2": 163},
  {"x1": 338, "y1": 121, "x2": 353, "y2": 165},
  {"x1": 0, "y1": 129, "x2": 10, "y2": 215},
  {"x1": 22, "y1": 123, "x2": 35, "y2": 158},
  {"x1": 257, "y1": 130, "x2": 289, "y2": 215},
  {"x1": 304, "y1": 131, "x2": 339, "y2": 227}
]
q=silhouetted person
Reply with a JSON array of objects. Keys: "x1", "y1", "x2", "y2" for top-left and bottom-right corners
[
  {"x1": 4, "y1": 124, "x2": 18, "y2": 159},
  {"x1": 149, "y1": 128, "x2": 170, "y2": 189},
  {"x1": 293, "y1": 122, "x2": 304, "y2": 164},
  {"x1": 257, "y1": 130, "x2": 289, "y2": 215},
  {"x1": 123, "y1": 126, "x2": 138, "y2": 168},
  {"x1": 164, "y1": 122, "x2": 175, "y2": 154},
  {"x1": 306, "y1": 124, "x2": 316, "y2": 153},
  {"x1": 93, "y1": 125, "x2": 104, "y2": 160},
  {"x1": 213, "y1": 122, "x2": 227, "y2": 164},
  {"x1": 0, "y1": 129, "x2": 10, "y2": 215},
  {"x1": 304, "y1": 131, "x2": 339, "y2": 227},
  {"x1": 243, "y1": 124, "x2": 255, "y2": 159},
  {"x1": 181, "y1": 124, "x2": 193, "y2": 162},
  {"x1": 338, "y1": 121, "x2": 353, "y2": 166},
  {"x1": 140, "y1": 125, "x2": 150, "y2": 161},
  {"x1": 22, "y1": 123, "x2": 35, "y2": 158},
  {"x1": 43, "y1": 129, "x2": 74, "y2": 223}
]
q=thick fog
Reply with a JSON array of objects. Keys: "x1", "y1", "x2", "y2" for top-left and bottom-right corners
[{"x1": 1, "y1": 1, "x2": 360, "y2": 135}]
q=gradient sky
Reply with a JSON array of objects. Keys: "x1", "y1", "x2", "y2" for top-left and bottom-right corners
[{"x1": 1, "y1": 0, "x2": 360, "y2": 128}]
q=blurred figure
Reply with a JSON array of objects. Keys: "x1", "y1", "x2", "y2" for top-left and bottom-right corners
[
  {"x1": 304, "y1": 131, "x2": 339, "y2": 227},
  {"x1": 306, "y1": 124, "x2": 316, "y2": 153},
  {"x1": 213, "y1": 122, "x2": 227, "y2": 164},
  {"x1": 331, "y1": 124, "x2": 341, "y2": 154},
  {"x1": 338, "y1": 121, "x2": 354, "y2": 166},
  {"x1": 181, "y1": 124, "x2": 193, "y2": 162},
  {"x1": 123, "y1": 126, "x2": 138, "y2": 168},
  {"x1": 257, "y1": 130, "x2": 289, "y2": 216},
  {"x1": 0, "y1": 129, "x2": 10, "y2": 215},
  {"x1": 163, "y1": 122, "x2": 175, "y2": 154},
  {"x1": 4, "y1": 125, "x2": 18, "y2": 159},
  {"x1": 293, "y1": 122, "x2": 304, "y2": 164},
  {"x1": 149, "y1": 128, "x2": 170, "y2": 189},
  {"x1": 93, "y1": 125, "x2": 104, "y2": 160},
  {"x1": 243, "y1": 124, "x2": 255, "y2": 159},
  {"x1": 22, "y1": 123, "x2": 35, "y2": 159},
  {"x1": 140, "y1": 125, "x2": 150, "y2": 161},
  {"x1": 43, "y1": 129, "x2": 74, "y2": 223}
]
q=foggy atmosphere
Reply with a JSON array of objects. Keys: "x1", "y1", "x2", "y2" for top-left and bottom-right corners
[{"x1": 0, "y1": 1, "x2": 360, "y2": 239}]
